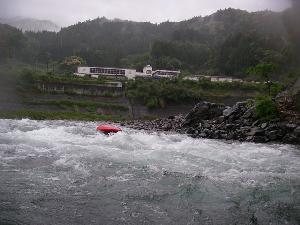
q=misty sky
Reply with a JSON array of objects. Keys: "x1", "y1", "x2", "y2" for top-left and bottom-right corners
[{"x1": 0, "y1": 0, "x2": 291, "y2": 26}]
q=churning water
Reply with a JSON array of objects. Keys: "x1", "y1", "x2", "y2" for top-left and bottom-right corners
[{"x1": 0, "y1": 119, "x2": 299, "y2": 225}]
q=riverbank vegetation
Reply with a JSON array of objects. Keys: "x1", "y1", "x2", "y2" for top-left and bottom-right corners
[
  {"x1": 18, "y1": 68, "x2": 108, "y2": 86},
  {"x1": 25, "y1": 99, "x2": 129, "y2": 112},
  {"x1": 126, "y1": 79, "x2": 284, "y2": 109},
  {"x1": 254, "y1": 96, "x2": 279, "y2": 121},
  {"x1": 1, "y1": 5, "x2": 299, "y2": 120},
  {"x1": 1, "y1": 7, "x2": 299, "y2": 80},
  {"x1": 0, "y1": 110, "x2": 125, "y2": 121}
]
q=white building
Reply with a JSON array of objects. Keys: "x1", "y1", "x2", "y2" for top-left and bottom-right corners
[
  {"x1": 143, "y1": 65, "x2": 153, "y2": 75},
  {"x1": 184, "y1": 75, "x2": 244, "y2": 83},
  {"x1": 75, "y1": 65, "x2": 180, "y2": 80},
  {"x1": 77, "y1": 66, "x2": 136, "y2": 80},
  {"x1": 152, "y1": 70, "x2": 181, "y2": 79}
]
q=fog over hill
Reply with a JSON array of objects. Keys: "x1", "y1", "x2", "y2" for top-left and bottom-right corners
[
  {"x1": 0, "y1": 17, "x2": 60, "y2": 32},
  {"x1": 0, "y1": 0, "x2": 291, "y2": 26},
  {"x1": 0, "y1": 7, "x2": 299, "y2": 79}
]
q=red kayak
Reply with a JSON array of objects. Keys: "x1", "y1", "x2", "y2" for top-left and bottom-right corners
[{"x1": 97, "y1": 125, "x2": 122, "y2": 134}]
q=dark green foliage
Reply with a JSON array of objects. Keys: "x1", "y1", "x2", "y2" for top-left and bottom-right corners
[
  {"x1": 0, "y1": 24, "x2": 25, "y2": 60},
  {"x1": 127, "y1": 79, "x2": 268, "y2": 108},
  {"x1": 216, "y1": 32, "x2": 265, "y2": 75},
  {"x1": 60, "y1": 55, "x2": 86, "y2": 73},
  {"x1": 151, "y1": 41, "x2": 209, "y2": 71},
  {"x1": 18, "y1": 69, "x2": 35, "y2": 85},
  {"x1": 247, "y1": 62, "x2": 280, "y2": 96},
  {"x1": 18, "y1": 69, "x2": 107, "y2": 85},
  {"x1": 26, "y1": 99, "x2": 129, "y2": 111},
  {"x1": 1, "y1": 8, "x2": 299, "y2": 78},
  {"x1": 247, "y1": 63, "x2": 278, "y2": 81},
  {"x1": 254, "y1": 96, "x2": 278, "y2": 120}
]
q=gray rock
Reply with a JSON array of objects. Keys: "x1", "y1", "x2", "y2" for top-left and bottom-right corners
[
  {"x1": 223, "y1": 107, "x2": 233, "y2": 117},
  {"x1": 243, "y1": 107, "x2": 254, "y2": 119},
  {"x1": 283, "y1": 134, "x2": 299, "y2": 144},
  {"x1": 252, "y1": 136, "x2": 266, "y2": 143},
  {"x1": 240, "y1": 126, "x2": 251, "y2": 132},
  {"x1": 266, "y1": 130, "x2": 278, "y2": 141},
  {"x1": 183, "y1": 101, "x2": 225, "y2": 127},
  {"x1": 203, "y1": 121, "x2": 211, "y2": 129},
  {"x1": 261, "y1": 123, "x2": 268, "y2": 129},
  {"x1": 187, "y1": 128, "x2": 196, "y2": 134},
  {"x1": 199, "y1": 133, "x2": 207, "y2": 138},
  {"x1": 218, "y1": 116, "x2": 225, "y2": 123},
  {"x1": 225, "y1": 124, "x2": 235, "y2": 130},
  {"x1": 248, "y1": 127, "x2": 265, "y2": 136},
  {"x1": 203, "y1": 128, "x2": 210, "y2": 134},
  {"x1": 252, "y1": 120, "x2": 260, "y2": 127},
  {"x1": 294, "y1": 126, "x2": 300, "y2": 135},
  {"x1": 285, "y1": 123, "x2": 297, "y2": 130}
]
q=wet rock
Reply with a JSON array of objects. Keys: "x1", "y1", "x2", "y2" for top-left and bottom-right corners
[
  {"x1": 243, "y1": 107, "x2": 254, "y2": 119},
  {"x1": 252, "y1": 120, "x2": 260, "y2": 127},
  {"x1": 225, "y1": 124, "x2": 235, "y2": 130},
  {"x1": 168, "y1": 115, "x2": 175, "y2": 120},
  {"x1": 223, "y1": 107, "x2": 233, "y2": 117},
  {"x1": 252, "y1": 136, "x2": 266, "y2": 143},
  {"x1": 248, "y1": 127, "x2": 265, "y2": 136},
  {"x1": 183, "y1": 101, "x2": 225, "y2": 127},
  {"x1": 187, "y1": 128, "x2": 196, "y2": 135},
  {"x1": 124, "y1": 99, "x2": 299, "y2": 145},
  {"x1": 285, "y1": 123, "x2": 297, "y2": 130},
  {"x1": 266, "y1": 130, "x2": 279, "y2": 141},
  {"x1": 294, "y1": 126, "x2": 300, "y2": 135},
  {"x1": 198, "y1": 132, "x2": 207, "y2": 138},
  {"x1": 261, "y1": 123, "x2": 268, "y2": 129},
  {"x1": 283, "y1": 134, "x2": 299, "y2": 144},
  {"x1": 217, "y1": 116, "x2": 225, "y2": 123}
]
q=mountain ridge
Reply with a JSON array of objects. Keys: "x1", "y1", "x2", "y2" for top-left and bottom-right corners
[{"x1": 0, "y1": 8, "x2": 298, "y2": 79}]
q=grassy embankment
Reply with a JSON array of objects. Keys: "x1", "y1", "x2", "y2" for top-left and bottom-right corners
[
  {"x1": 0, "y1": 67, "x2": 128, "y2": 121},
  {"x1": 0, "y1": 110, "x2": 124, "y2": 121},
  {"x1": 127, "y1": 79, "x2": 284, "y2": 109},
  {"x1": 0, "y1": 66, "x2": 285, "y2": 120},
  {"x1": 25, "y1": 99, "x2": 129, "y2": 112}
]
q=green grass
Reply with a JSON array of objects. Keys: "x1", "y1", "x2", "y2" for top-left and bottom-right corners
[
  {"x1": 48, "y1": 89, "x2": 123, "y2": 97},
  {"x1": 18, "y1": 68, "x2": 125, "y2": 86},
  {"x1": 25, "y1": 99, "x2": 129, "y2": 111},
  {"x1": 0, "y1": 110, "x2": 125, "y2": 121},
  {"x1": 126, "y1": 79, "x2": 284, "y2": 108}
]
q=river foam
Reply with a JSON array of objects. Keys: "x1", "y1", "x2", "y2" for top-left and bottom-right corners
[{"x1": 0, "y1": 119, "x2": 299, "y2": 225}]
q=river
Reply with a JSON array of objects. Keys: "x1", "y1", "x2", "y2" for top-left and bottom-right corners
[{"x1": 0, "y1": 119, "x2": 299, "y2": 225}]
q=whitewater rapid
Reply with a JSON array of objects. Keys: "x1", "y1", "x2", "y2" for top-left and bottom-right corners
[{"x1": 0, "y1": 119, "x2": 299, "y2": 225}]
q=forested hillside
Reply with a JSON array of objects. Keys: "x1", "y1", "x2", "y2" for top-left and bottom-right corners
[{"x1": 0, "y1": 8, "x2": 299, "y2": 78}]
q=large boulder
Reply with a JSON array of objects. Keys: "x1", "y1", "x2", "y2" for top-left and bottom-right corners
[
  {"x1": 223, "y1": 101, "x2": 250, "y2": 119},
  {"x1": 182, "y1": 101, "x2": 225, "y2": 127}
]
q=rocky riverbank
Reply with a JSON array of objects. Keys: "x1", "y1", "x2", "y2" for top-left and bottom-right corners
[{"x1": 124, "y1": 97, "x2": 300, "y2": 145}]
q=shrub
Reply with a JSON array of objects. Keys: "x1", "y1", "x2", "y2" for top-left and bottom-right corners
[
  {"x1": 146, "y1": 97, "x2": 159, "y2": 109},
  {"x1": 18, "y1": 69, "x2": 35, "y2": 85},
  {"x1": 255, "y1": 96, "x2": 278, "y2": 120}
]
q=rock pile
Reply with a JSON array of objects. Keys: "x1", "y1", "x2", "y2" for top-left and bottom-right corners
[
  {"x1": 124, "y1": 115, "x2": 183, "y2": 132},
  {"x1": 124, "y1": 100, "x2": 300, "y2": 145},
  {"x1": 181, "y1": 101, "x2": 300, "y2": 144}
]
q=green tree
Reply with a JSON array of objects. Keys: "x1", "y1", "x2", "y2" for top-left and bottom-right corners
[
  {"x1": 247, "y1": 62, "x2": 278, "y2": 96},
  {"x1": 60, "y1": 56, "x2": 86, "y2": 73}
]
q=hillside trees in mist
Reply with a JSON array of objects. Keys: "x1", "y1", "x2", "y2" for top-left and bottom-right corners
[{"x1": 0, "y1": 8, "x2": 298, "y2": 78}]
